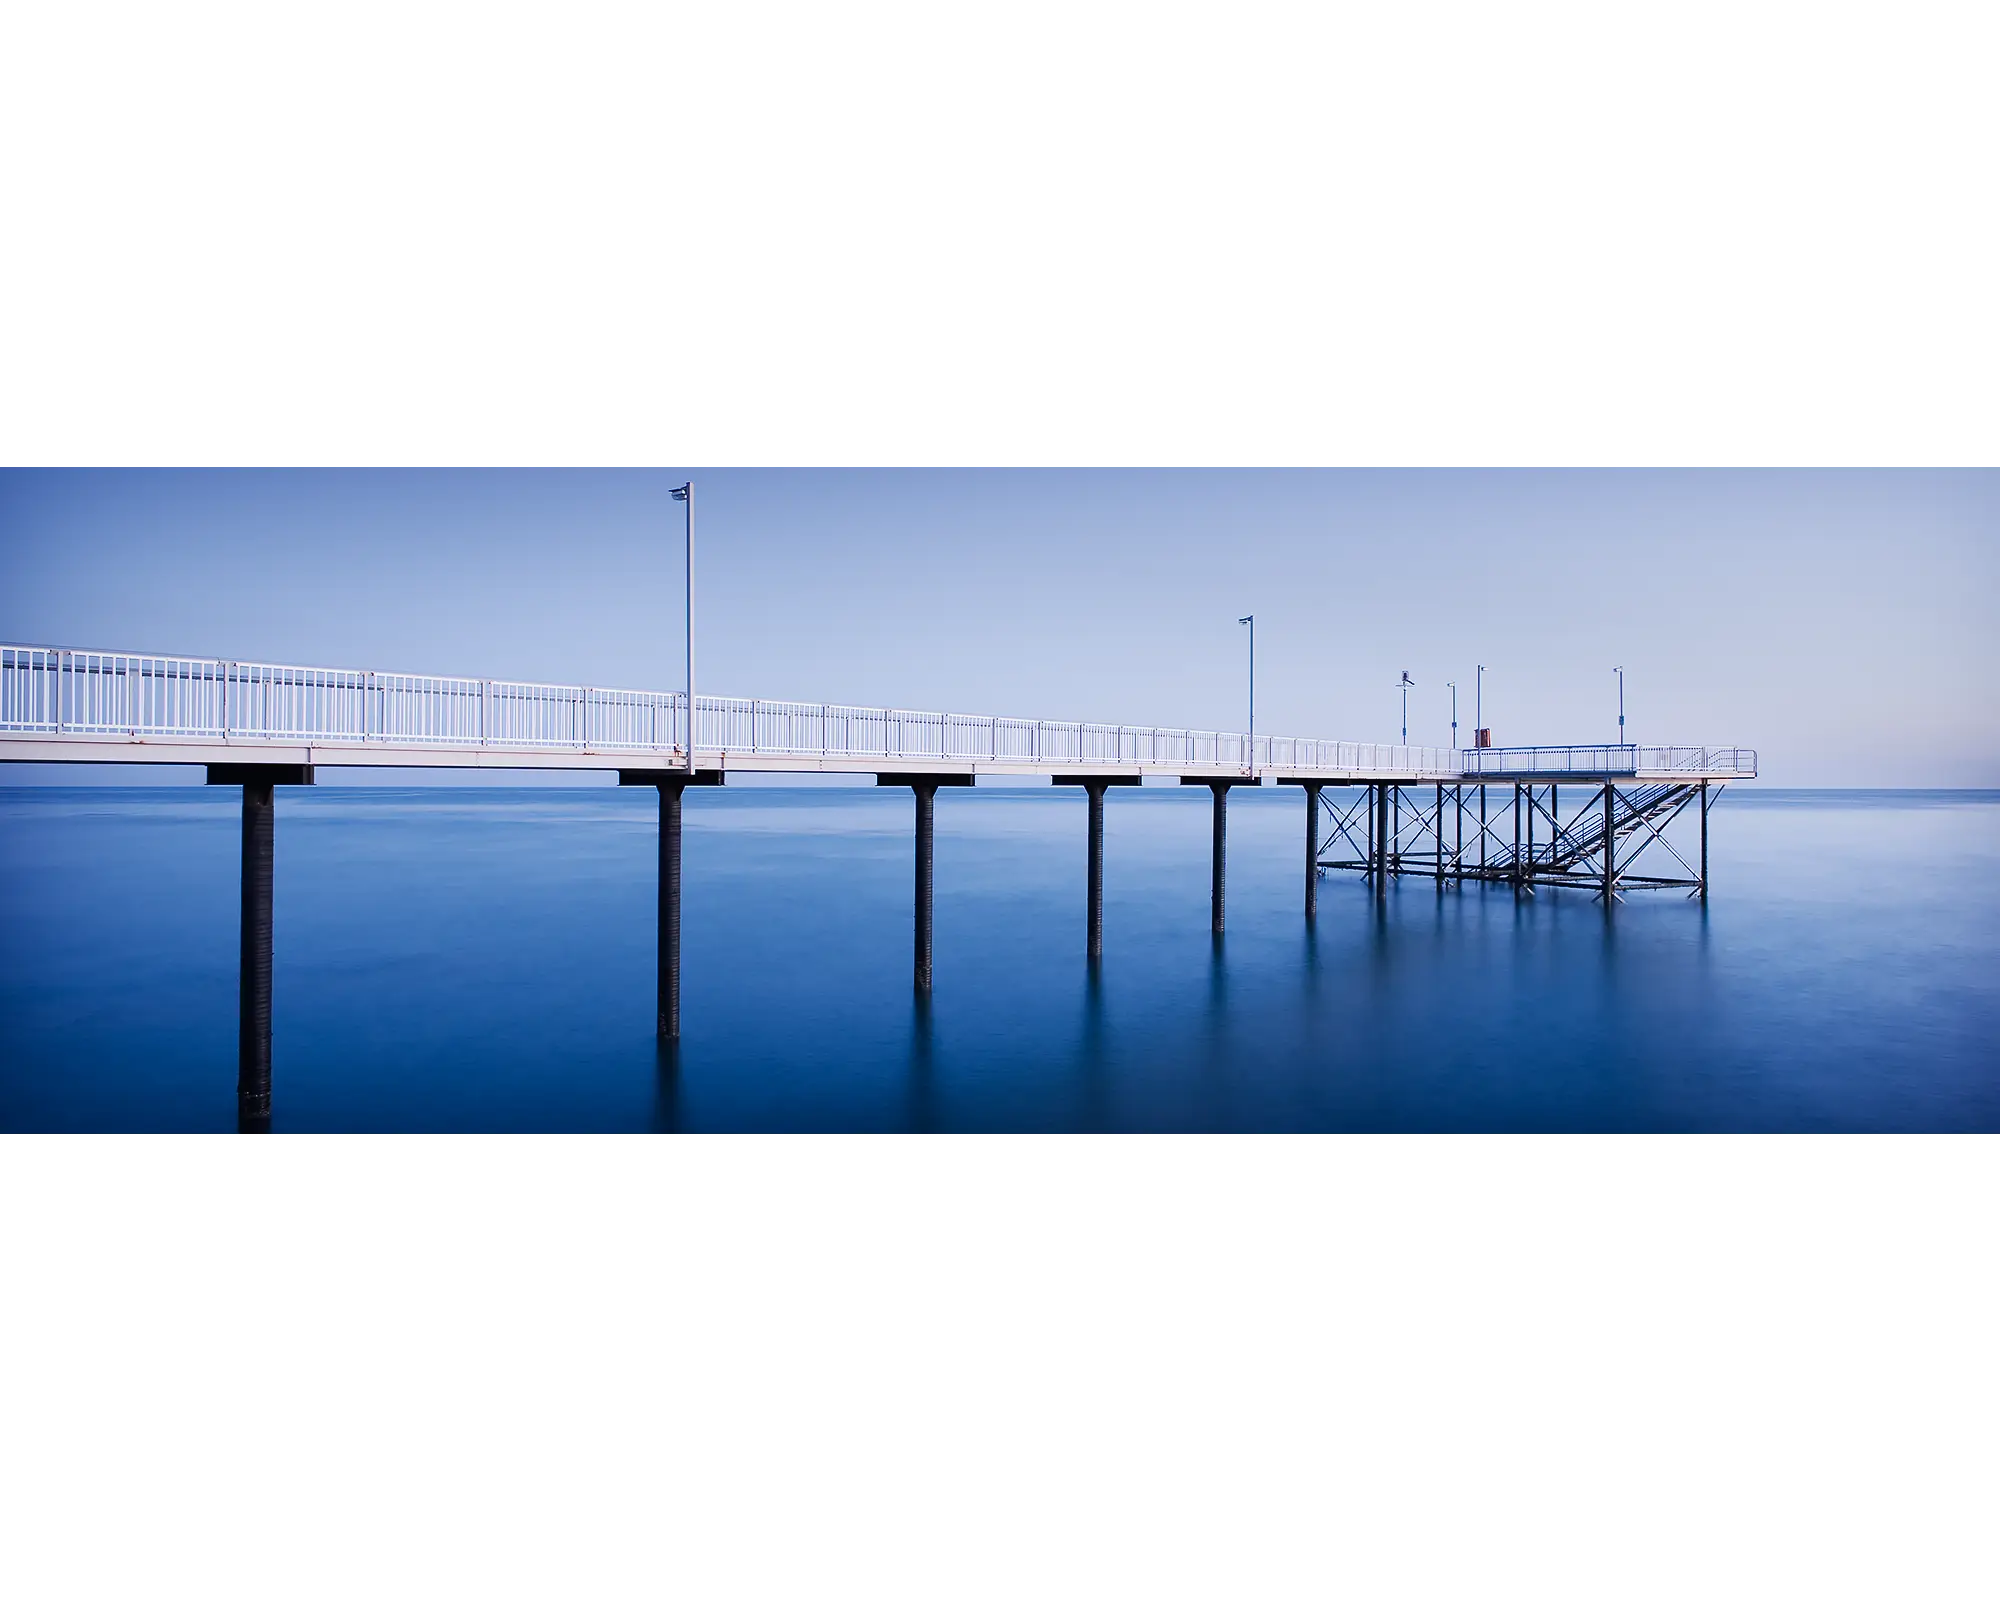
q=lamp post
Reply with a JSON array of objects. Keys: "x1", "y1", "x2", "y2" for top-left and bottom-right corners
[
  {"x1": 1239, "y1": 615, "x2": 1255, "y2": 775},
  {"x1": 1476, "y1": 663, "x2": 1485, "y2": 744},
  {"x1": 672, "y1": 481, "x2": 694, "y2": 774},
  {"x1": 1447, "y1": 680, "x2": 1457, "y2": 749},
  {"x1": 1398, "y1": 671, "x2": 1415, "y2": 744},
  {"x1": 1615, "y1": 664, "x2": 1625, "y2": 748}
]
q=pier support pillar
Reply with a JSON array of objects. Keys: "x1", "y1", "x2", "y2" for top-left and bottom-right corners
[
  {"x1": 621, "y1": 769, "x2": 724, "y2": 1039},
  {"x1": 1182, "y1": 777, "x2": 1257, "y2": 934},
  {"x1": 239, "y1": 779, "x2": 274, "y2": 1128},
  {"x1": 1210, "y1": 784, "x2": 1227, "y2": 933},
  {"x1": 1275, "y1": 778, "x2": 1332, "y2": 918},
  {"x1": 1374, "y1": 783, "x2": 1389, "y2": 898},
  {"x1": 1455, "y1": 784, "x2": 1465, "y2": 883},
  {"x1": 1086, "y1": 782, "x2": 1104, "y2": 958},
  {"x1": 1057, "y1": 775, "x2": 1138, "y2": 959},
  {"x1": 1526, "y1": 785, "x2": 1536, "y2": 892},
  {"x1": 1301, "y1": 782, "x2": 1324, "y2": 917},
  {"x1": 879, "y1": 774, "x2": 974, "y2": 990},
  {"x1": 1512, "y1": 783, "x2": 1524, "y2": 892},
  {"x1": 207, "y1": 764, "x2": 314, "y2": 1132},
  {"x1": 1435, "y1": 782, "x2": 1444, "y2": 891},
  {"x1": 913, "y1": 782, "x2": 936, "y2": 988},
  {"x1": 1699, "y1": 781, "x2": 1710, "y2": 899},
  {"x1": 1602, "y1": 783, "x2": 1616, "y2": 903}
]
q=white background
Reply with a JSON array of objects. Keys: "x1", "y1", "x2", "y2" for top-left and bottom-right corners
[{"x1": 2, "y1": 3, "x2": 1996, "y2": 1596}]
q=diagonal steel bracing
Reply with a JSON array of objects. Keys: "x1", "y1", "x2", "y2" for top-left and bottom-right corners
[{"x1": 1313, "y1": 780, "x2": 1719, "y2": 899}]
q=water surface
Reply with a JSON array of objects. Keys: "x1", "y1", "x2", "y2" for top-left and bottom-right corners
[{"x1": 1, "y1": 785, "x2": 1994, "y2": 1131}]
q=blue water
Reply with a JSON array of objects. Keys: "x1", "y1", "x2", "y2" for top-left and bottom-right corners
[{"x1": 1, "y1": 785, "x2": 1995, "y2": 1131}]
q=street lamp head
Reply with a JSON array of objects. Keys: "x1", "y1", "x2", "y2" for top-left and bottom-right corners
[
  {"x1": 1239, "y1": 615, "x2": 1253, "y2": 625},
  {"x1": 1399, "y1": 671, "x2": 1416, "y2": 687}
]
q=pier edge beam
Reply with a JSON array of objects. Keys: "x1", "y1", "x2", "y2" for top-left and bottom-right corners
[
  {"x1": 878, "y1": 774, "x2": 975, "y2": 991},
  {"x1": 1181, "y1": 777, "x2": 1258, "y2": 935},
  {"x1": 1053, "y1": 775, "x2": 1139, "y2": 960},
  {"x1": 619, "y1": 769, "x2": 724, "y2": 1040},
  {"x1": 1275, "y1": 778, "x2": 1325, "y2": 918},
  {"x1": 206, "y1": 763, "x2": 315, "y2": 1132}
]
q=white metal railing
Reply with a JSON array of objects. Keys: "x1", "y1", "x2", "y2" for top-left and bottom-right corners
[
  {"x1": 0, "y1": 644, "x2": 1469, "y2": 774},
  {"x1": 0, "y1": 645, "x2": 690, "y2": 754},
  {"x1": 1456, "y1": 744, "x2": 1758, "y2": 777},
  {"x1": 0, "y1": 647, "x2": 1753, "y2": 779}
]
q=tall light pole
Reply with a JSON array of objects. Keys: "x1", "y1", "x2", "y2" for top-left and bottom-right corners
[
  {"x1": 1615, "y1": 664, "x2": 1626, "y2": 748},
  {"x1": 671, "y1": 481, "x2": 694, "y2": 773},
  {"x1": 1447, "y1": 680, "x2": 1457, "y2": 749},
  {"x1": 1239, "y1": 615, "x2": 1255, "y2": 775},
  {"x1": 1476, "y1": 663, "x2": 1485, "y2": 744},
  {"x1": 1398, "y1": 671, "x2": 1415, "y2": 744}
]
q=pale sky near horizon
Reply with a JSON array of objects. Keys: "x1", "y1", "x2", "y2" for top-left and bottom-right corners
[{"x1": 2, "y1": 469, "x2": 1994, "y2": 786}]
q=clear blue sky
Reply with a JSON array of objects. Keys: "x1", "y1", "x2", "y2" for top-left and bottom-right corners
[{"x1": 3, "y1": 470, "x2": 1994, "y2": 785}]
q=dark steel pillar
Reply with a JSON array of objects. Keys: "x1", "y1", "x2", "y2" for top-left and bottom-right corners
[
  {"x1": 621, "y1": 769, "x2": 723, "y2": 1040},
  {"x1": 913, "y1": 780, "x2": 937, "y2": 990},
  {"x1": 1374, "y1": 782, "x2": 1388, "y2": 898},
  {"x1": 660, "y1": 783, "x2": 683, "y2": 1036},
  {"x1": 1602, "y1": 783, "x2": 1616, "y2": 903},
  {"x1": 1085, "y1": 780, "x2": 1106, "y2": 959},
  {"x1": 876, "y1": 773, "x2": 972, "y2": 987},
  {"x1": 1365, "y1": 782, "x2": 1376, "y2": 887},
  {"x1": 208, "y1": 763, "x2": 311, "y2": 1132},
  {"x1": 1526, "y1": 784, "x2": 1535, "y2": 888},
  {"x1": 238, "y1": 778, "x2": 274, "y2": 1132},
  {"x1": 1303, "y1": 782, "x2": 1322, "y2": 918},
  {"x1": 1699, "y1": 781, "x2": 1710, "y2": 899},
  {"x1": 1392, "y1": 786, "x2": 1400, "y2": 873},
  {"x1": 1512, "y1": 783, "x2": 1523, "y2": 890},
  {"x1": 1456, "y1": 784, "x2": 1465, "y2": 882},
  {"x1": 1209, "y1": 782, "x2": 1228, "y2": 934},
  {"x1": 1479, "y1": 784, "x2": 1487, "y2": 873},
  {"x1": 1434, "y1": 782, "x2": 1444, "y2": 890}
]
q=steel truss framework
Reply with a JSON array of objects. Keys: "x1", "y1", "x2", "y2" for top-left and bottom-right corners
[{"x1": 1315, "y1": 780, "x2": 1721, "y2": 900}]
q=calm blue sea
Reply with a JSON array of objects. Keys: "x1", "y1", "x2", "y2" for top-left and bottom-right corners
[{"x1": 1, "y1": 784, "x2": 1994, "y2": 1132}]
